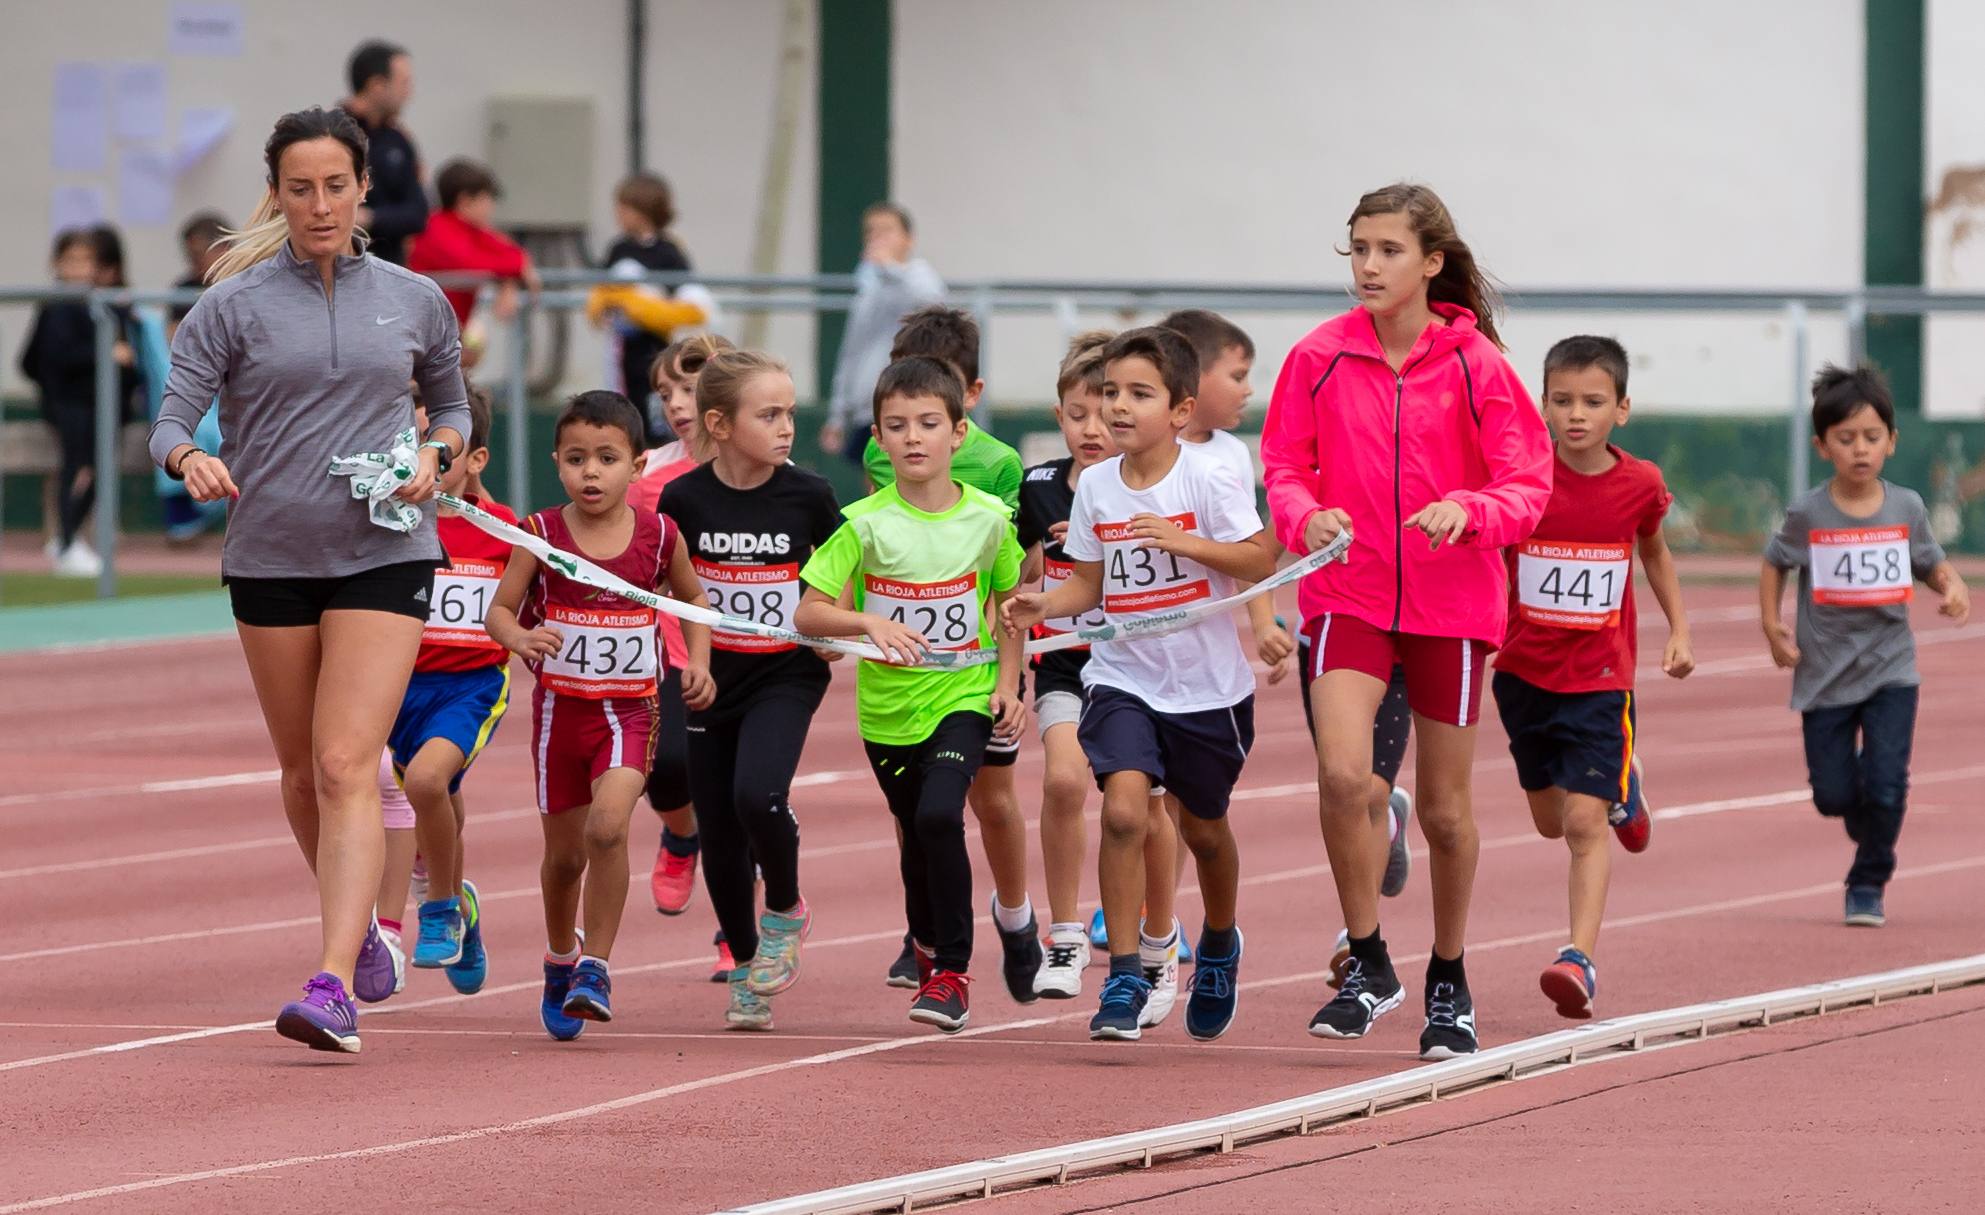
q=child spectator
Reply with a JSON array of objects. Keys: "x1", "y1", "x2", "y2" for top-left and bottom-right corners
[
  {"x1": 406, "y1": 159, "x2": 538, "y2": 367},
  {"x1": 588, "y1": 173, "x2": 706, "y2": 441},
  {"x1": 820, "y1": 202, "x2": 946, "y2": 464}
]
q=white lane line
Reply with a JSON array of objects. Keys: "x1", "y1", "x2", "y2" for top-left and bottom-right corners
[
  {"x1": 7, "y1": 854, "x2": 1980, "y2": 1213},
  {"x1": 0, "y1": 769, "x2": 280, "y2": 810}
]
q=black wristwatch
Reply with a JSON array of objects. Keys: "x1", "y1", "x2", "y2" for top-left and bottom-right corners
[{"x1": 421, "y1": 439, "x2": 454, "y2": 475}]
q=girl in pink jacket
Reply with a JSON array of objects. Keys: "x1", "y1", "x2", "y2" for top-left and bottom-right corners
[{"x1": 1261, "y1": 182, "x2": 1551, "y2": 1059}]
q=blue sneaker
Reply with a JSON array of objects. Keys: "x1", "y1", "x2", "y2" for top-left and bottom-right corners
[
  {"x1": 540, "y1": 958, "x2": 585, "y2": 1041},
  {"x1": 1178, "y1": 934, "x2": 1193, "y2": 966},
  {"x1": 1089, "y1": 970, "x2": 1151, "y2": 1041},
  {"x1": 413, "y1": 896, "x2": 464, "y2": 968},
  {"x1": 1184, "y1": 926, "x2": 1243, "y2": 1041},
  {"x1": 1087, "y1": 907, "x2": 1108, "y2": 949},
  {"x1": 445, "y1": 880, "x2": 487, "y2": 994},
  {"x1": 562, "y1": 959, "x2": 613, "y2": 1021}
]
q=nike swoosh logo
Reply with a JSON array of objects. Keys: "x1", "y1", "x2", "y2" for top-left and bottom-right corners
[{"x1": 376, "y1": 315, "x2": 402, "y2": 325}]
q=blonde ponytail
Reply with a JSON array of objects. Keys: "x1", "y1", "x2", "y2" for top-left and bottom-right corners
[{"x1": 205, "y1": 194, "x2": 287, "y2": 283}]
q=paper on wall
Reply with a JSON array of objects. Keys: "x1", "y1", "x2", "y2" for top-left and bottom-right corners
[
  {"x1": 118, "y1": 146, "x2": 175, "y2": 226},
  {"x1": 52, "y1": 63, "x2": 108, "y2": 172},
  {"x1": 174, "y1": 106, "x2": 232, "y2": 172},
  {"x1": 168, "y1": 2, "x2": 243, "y2": 57},
  {"x1": 113, "y1": 62, "x2": 168, "y2": 142}
]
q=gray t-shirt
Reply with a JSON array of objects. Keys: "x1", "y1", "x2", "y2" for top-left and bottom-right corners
[
  {"x1": 1763, "y1": 481, "x2": 1945, "y2": 711},
  {"x1": 150, "y1": 242, "x2": 470, "y2": 578}
]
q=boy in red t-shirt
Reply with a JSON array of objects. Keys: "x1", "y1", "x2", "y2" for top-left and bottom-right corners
[
  {"x1": 406, "y1": 160, "x2": 538, "y2": 365},
  {"x1": 1490, "y1": 336, "x2": 1694, "y2": 1021},
  {"x1": 390, "y1": 390, "x2": 517, "y2": 994}
]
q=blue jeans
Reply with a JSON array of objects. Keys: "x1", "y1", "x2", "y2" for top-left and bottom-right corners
[{"x1": 1801, "y1": 683, "x2": 1918, "y2": 890}]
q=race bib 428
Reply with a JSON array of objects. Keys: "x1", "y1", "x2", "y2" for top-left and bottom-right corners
[
  {"x1": 864, "y1": 571, "x2": 983, "y2": 652},
  {"x1": 1810, "y1": 526, "x2": 1912, "y2": 606}
]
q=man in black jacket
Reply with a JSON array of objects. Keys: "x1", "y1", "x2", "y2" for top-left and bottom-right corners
[{"x1": 339, "y1": 40, "x2": 428, "y2": 265}]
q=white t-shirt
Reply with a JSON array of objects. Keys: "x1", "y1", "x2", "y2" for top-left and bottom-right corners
[
  {"x1": 1183, "y1": 430, "x2": 1256, "y2": 491},
  {"x1": 1065, "y1": 442, "x2": 1263, "y2": 713}
]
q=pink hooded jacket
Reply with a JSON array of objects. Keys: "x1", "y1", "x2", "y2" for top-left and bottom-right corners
[{"x1": 1262, "y1": 303, "x2": 1552, "y2": 647}]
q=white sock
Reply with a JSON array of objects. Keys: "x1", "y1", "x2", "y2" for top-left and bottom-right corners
[
  {"x1": 992, "y1": 897, "x2": 1033, "y2": 933},
  {"x1": 1138, "y1": 919, "x2": 1179, "y2": 967},
  {"x1": 1048, "y1": 920, "x2": 1086, "y2": 940},
  {"x1": 577, "y1": 953, "x2": 608, "y2": 972},
  {"x1": 547, "y1": 942, "x2": 581, "y2": 965}
]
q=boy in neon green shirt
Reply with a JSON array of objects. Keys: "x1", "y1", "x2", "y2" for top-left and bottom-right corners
[{"x1": 799, "y1": 355, "x2": 1028, "y2": 1034}]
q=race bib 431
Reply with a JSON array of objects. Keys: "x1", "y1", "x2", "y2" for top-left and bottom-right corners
[
  {"x1": 1516, "y1": 540, "x2": 1630, "y2": 631},
  {"x1": 1810, "y1": 526, "x2": 1912, "y2": 606},
  {"x1": 1095, "y1": 515, "x2": 1212, "y2": 614},
  {"x1": 864, "y1": 571, "x2": 983, "y2": 652},
  {"x1": 541, "y1": 604, "x2": 659, "y2": 697},
  {"x1": 694, "y1": 558, "x2": 801, "y2": 653}
]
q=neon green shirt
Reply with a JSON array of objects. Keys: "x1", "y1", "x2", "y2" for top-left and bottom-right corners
[
  {"x1": 865, "y1": 421, "x2": 1024, "y2": 511},
  {"x1": 800, "y1": 482, "x2": 1024, "y2": 745}
]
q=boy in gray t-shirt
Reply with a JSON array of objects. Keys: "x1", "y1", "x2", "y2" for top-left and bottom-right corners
[{"x1": 1760, "y1": 366, "x2": 1969, "y2": 929}]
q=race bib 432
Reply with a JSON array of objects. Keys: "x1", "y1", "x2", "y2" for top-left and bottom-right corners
[
  {"x1": 1810, "y1": 527, "x2": 1912, "y2": 606},
  {"x1": 1515, "y1": 540, "x2": 1630, "y2": 631},
  {"x1": 541, "y1": 604, "x2": 659, "y2": 697}
]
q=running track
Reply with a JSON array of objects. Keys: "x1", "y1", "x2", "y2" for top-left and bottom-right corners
[{"x1": 1, "y1": 582, "x2": 1979, "y2": 1213}]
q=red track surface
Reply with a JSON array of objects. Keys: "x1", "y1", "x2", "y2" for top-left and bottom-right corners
[{"x1": 1, "y1": 582, "x2": 1980, "y2": 1213}]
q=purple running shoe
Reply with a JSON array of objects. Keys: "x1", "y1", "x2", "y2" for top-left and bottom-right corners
[
  {"x1": 275, "y1": 972, "x2": 361, "y2": 1053},
  {"x1": 353, "y1": 918, "x2": 401, "y2": 1004}
]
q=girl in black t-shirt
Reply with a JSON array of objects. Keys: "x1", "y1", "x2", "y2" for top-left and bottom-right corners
[{"x1": 659, "y1": 349, "x2": 842, "y2": 1031}]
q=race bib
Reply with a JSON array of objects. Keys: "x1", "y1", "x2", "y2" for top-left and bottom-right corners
[
  {"x1": 1810, "y1": 526, "x2": 1912, "y2": 606},
  {"x1": 541, "y1": 604, "x2": 659, "y2": 698},
  {"x1": 865, "y1": 571, "x2": 983, "y2": 652},
  {"x1": 694, "y1": 557, "x2": 801, "y2": 654},
  {"x1": 423, "y1": 558, "x2": 506, "y2": 652},
  {"x1": 1095, "y1": 515, "x2": 1211, "y2": 614},
  {"x1": 1516, "y1": 540, "x2": 1630, "y2": 631},
  {"x1": 1039, "y1": 557, "x2": 1110, "y2": 638}
]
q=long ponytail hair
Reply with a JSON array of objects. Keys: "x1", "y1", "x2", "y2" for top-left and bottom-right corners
[
  {"x1": 694, "y1": 348, "x2": 789, "y2": 463},
  {"x1": 208, "y1": 107, "x2": 370, "y2": 283},
  {"x1": 1347, "y1": 183, "x2": 1505, "y2": 351}
]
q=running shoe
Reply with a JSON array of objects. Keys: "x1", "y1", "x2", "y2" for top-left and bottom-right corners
[
  {"x1": 1034, "y1": 925, "x2": 1090, "y2": 999},
  {"x1": 562, "y1": 959, "x2": 613, "y2": 1022},
  {"x1": 886, "y1": 933, "x2": 921, "y2": 989},
  {"x1": 444, "y1": 879, "x2": 487, "y2": 995},
  {"x1": 1539, "y1": 946, "x2": 1597, "y2": 1020},
  {"x1": 412, "y1": 896, "x2": 465, "y2": 968},
  {"x1": 1326, "y1": 928, "x2": 1353, "y2": 989},
  {"x1": 409, "y1": 855, "x2": 429, "y2": 907},
  {"x1": 1178, "y1": 934, "x2": 1193, "y2": 965},
  {"x1": 353, "y1": 917, "x2": 400, "y2": 1003},
  {"x1": 380, "y1": 926, "x2": 407, "y2": 995},
  {"x1": 745, "y1": 901, "x2": 812, "y2": 996},
  {"x1": 1184, "y1": 926, "x2": 1244, "y2": 1042},
  {"x1": 711, "y1": 937, "x2": 736, "y2": 983},
  {"x1": 1381, "y1": 786, "x2": 1414, "y2": 897},
  {"x1": 726, "y1": 969, "x2": 774, "y2": 1031},
  {"x1": 1139, "y1": 927, "x2": 1179, "y2": 1028},
  {"x1": 1419, "y1": 980, "x2": 1478, "y2": 1059},
  {"x1": 1087, "y1": 907, "x2": 1108, "y2": 950},
  {"x1": 1089, "y1": 970, "x2": 1152, "y2": 1041},
  {"x1": 540, "y1": 957, "x2": 585, "y2": 1041},
  {"x1": 275, "y1": 972, "x2": 361, "y2": 1054},
  {"x1": 1308, "y1": 955, "x2": 1404, "y2": 1039},
  {"x1": 909, "y1": 970, "x2": 971, "y2": 1033},
  {"x1": 1844, "y1": 886, "x2": 1886, "y2": 927},
  {"x1": 652, "y1": 841, "x2": 698, "y2": 916},
  {"x1": 993, "y1": 898, "x2": 1044, "y2": 1005},
  {"x1": 1610, "y1": 755, "x2": 1651, "y2": 853}
]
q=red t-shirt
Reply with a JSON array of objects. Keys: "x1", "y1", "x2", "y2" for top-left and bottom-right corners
[
  {"x1": 406, "y1": 210, "x2": 530, "y2": 326},
  {"x1": 416, "y1": 497, "x2": 520, "y2": 674},
  {"x1": 1494, "y1": 447, "x2": 1671, "y2": 693}
]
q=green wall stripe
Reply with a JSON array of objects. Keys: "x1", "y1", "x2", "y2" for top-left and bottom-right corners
[
  {"x1": 815, "y1": 0, "x2": 893, "y2": 408},
  {"x1": 1864, "y1": 0, "x2": 1926, "y2": 412}
]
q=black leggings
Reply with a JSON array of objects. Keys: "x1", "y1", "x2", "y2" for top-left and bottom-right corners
[
  {"x1": 47, "y1": 403, "x2": 96, "y2": 549},
  {"x1": 686, "y1": 690, "x2": 821, "y2": 962},
  {"x1": 647, "y1": 667, "x2": 693, "y2": 813},
  {"x1": 864, "y1": 712, "x2": 990, "y2": 973}
]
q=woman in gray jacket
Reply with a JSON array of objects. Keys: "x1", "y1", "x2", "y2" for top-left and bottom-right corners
[{"x1": 151, "y1": 107, "x2": 471, "y2": 1055}]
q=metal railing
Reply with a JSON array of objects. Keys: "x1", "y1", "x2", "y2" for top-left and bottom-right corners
[{"x1": 6, "y1": 275, "x2": 1984, "y2": 600}]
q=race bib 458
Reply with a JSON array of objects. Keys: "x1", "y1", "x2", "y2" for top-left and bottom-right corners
[
  {"x1": 1516, "y1": 540, "x2": 1630, "y2": 631},
  {"x1": 1811, "y1": 526, "x2": 1912, "y2": 606}
]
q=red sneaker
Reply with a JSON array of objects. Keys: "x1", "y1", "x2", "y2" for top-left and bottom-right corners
[
  {"x1": 1610, "y1": 755, "x2": 1651, "y2": 854},
  {"x1": 1539, "y1": 947, "x2": 1597, "y2": 1020},
  {"x1": 909, "y1": 970, "x2": 971, "y2": 1033},
  {"x1": 709, "y1": 938, "x2": 735, "y2": 983},
  {"x1": 651, "y1": 843, "x2": 698, "y2": 915}
]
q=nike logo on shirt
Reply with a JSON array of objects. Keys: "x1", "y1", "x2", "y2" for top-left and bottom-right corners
[{"x1": 376, "y1": 315, "x2": 402, "y2": 325}]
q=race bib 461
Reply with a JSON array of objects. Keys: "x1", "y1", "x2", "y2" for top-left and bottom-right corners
[
  {"x1": 541, "y1": 604, "x2": 659, "y2": 698},
  {"x1": 424, "y1": 558, "x2": 506, "y2": 652},
  {"x1": 1516, "y1": 540, "x2": 1630, "y2": 631},
  {"x1": 864, "y1": 571, "x2": 982, "y2": 652},
  {"x1": 1810, "y1": 527, "x2": 1912, "y2": 606}
]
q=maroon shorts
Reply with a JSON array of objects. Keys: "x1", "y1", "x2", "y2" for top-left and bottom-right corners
[
  {"x1": 1301, "y1": 612, "x2": 1490, "y2": 728},
  {"x1": 531, "y1": 690, "x2": 658, "y2": 814}
]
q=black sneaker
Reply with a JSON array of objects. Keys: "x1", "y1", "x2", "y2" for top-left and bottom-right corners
[
  {"x1": 909, "y1": 970, "x2": 971, "y2": 1033},
  {"x1": 1419, "y1": 980, "x2": 1478, "y2": 1059},
  {"x1": 1844, "y1": 886, "x2": 1886, "y2": 927},
  {"x1": 885, "y1": 932, "x2": 920, "y2": 989},
  {"x1": 1308, "y1": 955, "x2": 1404, "y2": 1039},
  {"x1": 993, "y1": 898, "x2": 1043, "y2": 1005}
]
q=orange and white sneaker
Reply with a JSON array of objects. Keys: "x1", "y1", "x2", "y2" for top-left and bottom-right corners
[{"x1": 1539, "y1": 946, "x2": 1597, "y2": 1020}]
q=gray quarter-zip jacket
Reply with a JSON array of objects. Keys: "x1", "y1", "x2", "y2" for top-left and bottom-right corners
[{"x1": 150, "y1": 242, "x2": 471, "y2": 578}]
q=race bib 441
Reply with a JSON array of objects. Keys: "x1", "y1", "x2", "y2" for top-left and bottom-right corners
[
  {"x1": 694, "y1": 558, "x2": 801, "y2": 653},
  {"x1": 1810, "y1": 526, "x2": 1912, "y2": 606},
  {"x1": 865, "y1": 571, "x2": 983, "y2": 652},
  {"x1": 1095, "y1": 515, "x2": 1212, "y2": 614},
  {"x1": 541, "y1": 604, "x2": 659, "y2": 698},
  {"x1": 1516, "y1": 540, "x2": 1630, "y2": 631}
]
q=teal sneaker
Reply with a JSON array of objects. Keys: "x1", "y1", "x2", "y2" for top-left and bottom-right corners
[
  {"x1": 413, "y1": 896, "x2": 464, "y2": 968},
  {"x1": 744, "y1": 901, "x2": 811, "y2": 996},
  {"x1": 726, "y1": 969, "x2": 774, "y2": 1031},
  {"x1": 445, "y1": 878, "x2": 487, "y2": 994}
]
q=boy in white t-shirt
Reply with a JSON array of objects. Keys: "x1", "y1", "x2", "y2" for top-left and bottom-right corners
[{"x1": 1005, "y1": 327, "x2": 1275, "y2": 1045}]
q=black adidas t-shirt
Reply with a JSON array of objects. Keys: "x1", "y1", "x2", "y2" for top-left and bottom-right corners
[
  {"x1": 660, "y1": 461, "x2": 841, "y2": 720},
  {"x1": 1017, "y1": 458, "x2": 1110, "y2": 693}
]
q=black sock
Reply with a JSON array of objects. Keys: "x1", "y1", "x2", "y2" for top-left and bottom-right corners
[
  {"x1": 661, "y1": 827, "x2": 699, "y2": 857},
  {"x1": 1110, "y1": 953, "x2": 1142, "y2": 978},
  {"x1": 1199, "y1": 924, "x2": 1238, "y2": 959},
  {"x1": 1427, "y1": 949, "x2": 1467, "y2": 989},
  {"x1": 1348, "y1": 928, "x2": 1389, "y2": 968}
]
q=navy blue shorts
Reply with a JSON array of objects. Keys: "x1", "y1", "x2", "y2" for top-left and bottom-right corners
[
  {"x1": 389, "y1": 666, "x2": 512, "y2": 793},
  {"x1": 1077, "y1": 684, "x2": 1254, "y2": 820},
  {"x1": 1491, "y1": 671, "x2": 1635, "y2": 806}
]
